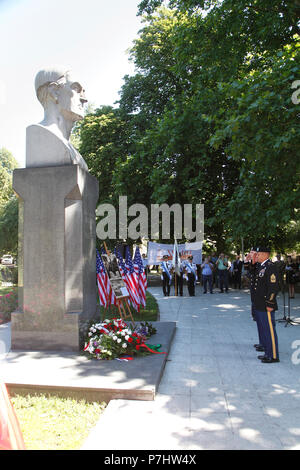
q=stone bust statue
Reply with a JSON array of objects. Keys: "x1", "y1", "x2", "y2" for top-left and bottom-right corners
[{"x1": 26, "y1": 67, "x2": 88, "y2": 171}]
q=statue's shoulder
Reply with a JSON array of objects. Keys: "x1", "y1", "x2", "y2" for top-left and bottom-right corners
[
  {"x1": 26, "y1": 124, "x2": 88, "y2": 172},
  {"x1": 26, "y1": 124, "x2": 71, "y2": 166}
]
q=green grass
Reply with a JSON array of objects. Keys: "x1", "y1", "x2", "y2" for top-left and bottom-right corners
[
  {"x1": 99, "y1": 290, "x2": 159, "y2": 323},
  {"x1": 11, "y1": 394, "x2": 106, "y2": 450}
]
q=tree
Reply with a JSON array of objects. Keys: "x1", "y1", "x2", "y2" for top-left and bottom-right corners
[
  {"x1": 0, "y1": 148, "x2": 19, "y2": 255},
  {"x1": 117, "y1": 7, "x2": 244, "y2": 249},
  {"x1": 78, "y1": 1, "x2": 299, "y2": 252},
  {"x1": 0, "y1": 196, "x2": 18, "y2": 255},
  {"x1": 208, "y1": 44, "x2": 300, "y2": 247},
  {"x1": 133, "y1": 1, "x2": 300, "y2": 250},
  {"x1": 0, "y1": 148, "x2": 18, "y2": 208},
  {"x1": 77, "y1": 106, "x2": 131, "y2": 204}
]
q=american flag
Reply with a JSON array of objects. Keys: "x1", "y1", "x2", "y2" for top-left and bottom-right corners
[
  {"x1": 172, "y1": 238, "x2": 181, "y2": 276},
  {"x1": 114, "y1": 249, "x2": 136, "y2": 310},
  {"x1": 125, "y1": 246, "x2": 141, "y2": 311},
  {"x1": 96, "y1": 249, "x2": 115, "y2": 308},
  {"x1": 133, "y1": 246, "x2": 147, "y2": 308}
]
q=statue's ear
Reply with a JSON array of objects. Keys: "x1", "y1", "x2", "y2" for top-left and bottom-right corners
[{"x1": 48, "y1": 82, "x2": 60, "y2": 104}]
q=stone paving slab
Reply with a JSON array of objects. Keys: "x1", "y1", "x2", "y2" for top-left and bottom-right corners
[
  {"x1": 0, "y1": 321, "x2": 176, "y2": 402},
  {"x1": 83, "y1": 286, "x2": 300, "y2": 450},
  {"x1": 2, "y1": 285, "x2": 300, "y2": 450}
]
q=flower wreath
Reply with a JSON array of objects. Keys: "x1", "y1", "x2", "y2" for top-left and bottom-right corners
[{"x1": 83, "y1": 318, "x2": 164, "y2": 360}]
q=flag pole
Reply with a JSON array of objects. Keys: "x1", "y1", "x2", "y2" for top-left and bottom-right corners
[
  {"x1": 174, "y1": 238, "x2": 178, "y2": 297},
  {"x1": 103, "y1": 242, "x2": 110, "y2": 255}
]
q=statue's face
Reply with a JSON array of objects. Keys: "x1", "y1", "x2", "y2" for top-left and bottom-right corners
[{"x1": 57, "y1": 74, "x2": 87, "y2": 122}]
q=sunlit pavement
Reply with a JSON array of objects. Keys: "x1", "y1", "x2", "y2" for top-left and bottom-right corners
[{"x1": 83, "y1": 286, "x2": 300, "y2": 450}]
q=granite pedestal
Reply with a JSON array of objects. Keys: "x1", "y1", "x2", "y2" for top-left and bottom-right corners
[{"x1": 11, "y1": 165, "x2": 99, "y2": 351}]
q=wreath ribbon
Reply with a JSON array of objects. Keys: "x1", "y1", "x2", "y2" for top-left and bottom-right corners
[{"x1": 141, "y1": 343, "x2": 166, "y2": 354}]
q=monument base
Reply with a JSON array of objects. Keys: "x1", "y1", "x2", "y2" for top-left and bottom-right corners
[
  {"x1": 4, "y1": 322, "x2": 176, "y2": 401},
  {"x1": 11, "y1": 165, "x2": 99, "y2": 352},
  {"x1": 11, "y1": 310, "x2": 97, "y2": 352}
]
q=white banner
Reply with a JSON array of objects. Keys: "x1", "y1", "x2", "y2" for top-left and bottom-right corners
[{"x1": 147, "y1": 241, "x2": 202, "y2": 265}]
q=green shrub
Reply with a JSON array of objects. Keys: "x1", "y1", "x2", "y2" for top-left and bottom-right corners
[
  {"x1": 0, "y1": 288, "x2": 17, "y2": 323},
  {"x1": 0, "y1": 265, "x2": 18, "y2": 284}
]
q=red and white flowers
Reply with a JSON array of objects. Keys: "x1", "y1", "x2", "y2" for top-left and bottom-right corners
[{"x1": 83, "y1": 318, "x2": 152, "y2": 360}]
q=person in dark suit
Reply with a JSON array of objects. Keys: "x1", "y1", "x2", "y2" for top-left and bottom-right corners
[
  {"x1": 252, "y1": 246, "x2": 280, "y2": 363},
  {"x1": 285, "y1": 255, "x2": 298, "y2": 299},
  {"x1": 159, "y1": 255, "x2": 173, "y2": 296},
  {"x1": 232, "y1": 254, "x2": 243, "y2": 289},
  {"x1": 244, "y1": 248, "x2": 263, "y2": 350},
  {"x1": 185, "y1": 256, "x2": 197, "y2": 296}
]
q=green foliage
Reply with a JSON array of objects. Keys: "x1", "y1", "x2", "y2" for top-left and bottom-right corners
[
  {"x1": 0, "y1": 147, "x2": 18, "y2": 174},
  {"x1": 0, "y1": 287, "x2": 17, "y2": 324},
  {"x1": 0, "y1": 195, "x2": 18, "y2": 255},
  {"x1": 0, "y1": 148, "x2": 19, "y2": 255},
  {"x1": 78, "y1": 1, "x2": 299, "y2": 253},
  {"x1": 0, "y1": 265, "x2": 18, "y2": 284},
  {"x1": 0, "y1": 147, "x2": 18, "y2": 207},
  {"x1": 78, "y1": 106, "x2": 132, "y2": 203},
  {"x1": 101, "y1": 291, "x2": 159, "y2": 323}
]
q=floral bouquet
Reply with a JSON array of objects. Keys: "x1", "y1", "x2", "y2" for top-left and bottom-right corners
[{"x1": 83, "y1": 318, "x2": 162, "y2": 360}]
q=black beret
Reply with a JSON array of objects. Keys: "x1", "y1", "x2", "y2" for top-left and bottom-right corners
[{"x1": 255, "y1": 246, "x2": 271, "y2": 253}]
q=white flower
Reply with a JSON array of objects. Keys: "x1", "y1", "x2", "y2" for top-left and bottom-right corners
[
  {"x1": 113, "y1": 335, "x2": 117, "y2": 341},
  {"x1": 125, "y1": 335, "x2": 129, "y2": 341},
  {"x1": 122, "y1": 343, "x2": 127, "y2": 348},
  {"x1": 121, "y1": 331, "x2": 126, "y2": 336},
  {"x1": 117, "y1": 338, "x2": 121, "y2": 343}
]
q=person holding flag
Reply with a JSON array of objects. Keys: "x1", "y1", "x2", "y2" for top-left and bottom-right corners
[
  {"x1": 159, "y1": 254, "x2": 173, "y2": 297},
  {"x1": 172, "y1": 239, "x2": 184, "y2": 296}
]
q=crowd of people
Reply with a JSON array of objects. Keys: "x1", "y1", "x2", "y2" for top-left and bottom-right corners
[
  {"x1": 144, "y1": 252, "x2": 300, "y2": 298},
  {"x1": 142, "y1": 247, "x2": 300, "y2": 365}
]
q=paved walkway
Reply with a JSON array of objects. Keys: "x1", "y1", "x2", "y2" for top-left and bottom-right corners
[
  {"x1": 83, "y1": 286, "x2": 300, "y2": 450},
  {"x1": 1, "y1": 286, "x2": 300, "y2": 450}
]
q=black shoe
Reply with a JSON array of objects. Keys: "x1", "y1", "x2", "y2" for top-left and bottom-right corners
[
  {"x1": 255, "y1": 346, "x2": 265, "y2": 352},
  {"x1": 257, "y1": 355, "x2": 267, "y2": 360},
  {"x1": 260, "y1": 357, "x2": 280, "y2": 363},
  {"x1": 203, "y1": 291, "x2": 207, "y2": 294},
  {"x1": 254, "y1": 344, "x2": 263, "y2": 349}
]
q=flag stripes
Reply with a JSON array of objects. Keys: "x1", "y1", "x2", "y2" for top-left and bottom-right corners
[{"x1": 96, "y1": 246, "x2": 148, "y2": 311}]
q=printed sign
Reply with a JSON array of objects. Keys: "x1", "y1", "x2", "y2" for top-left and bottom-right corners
[{"x1": 147, "y1": 241, "x2": 202, "y2": 265}]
